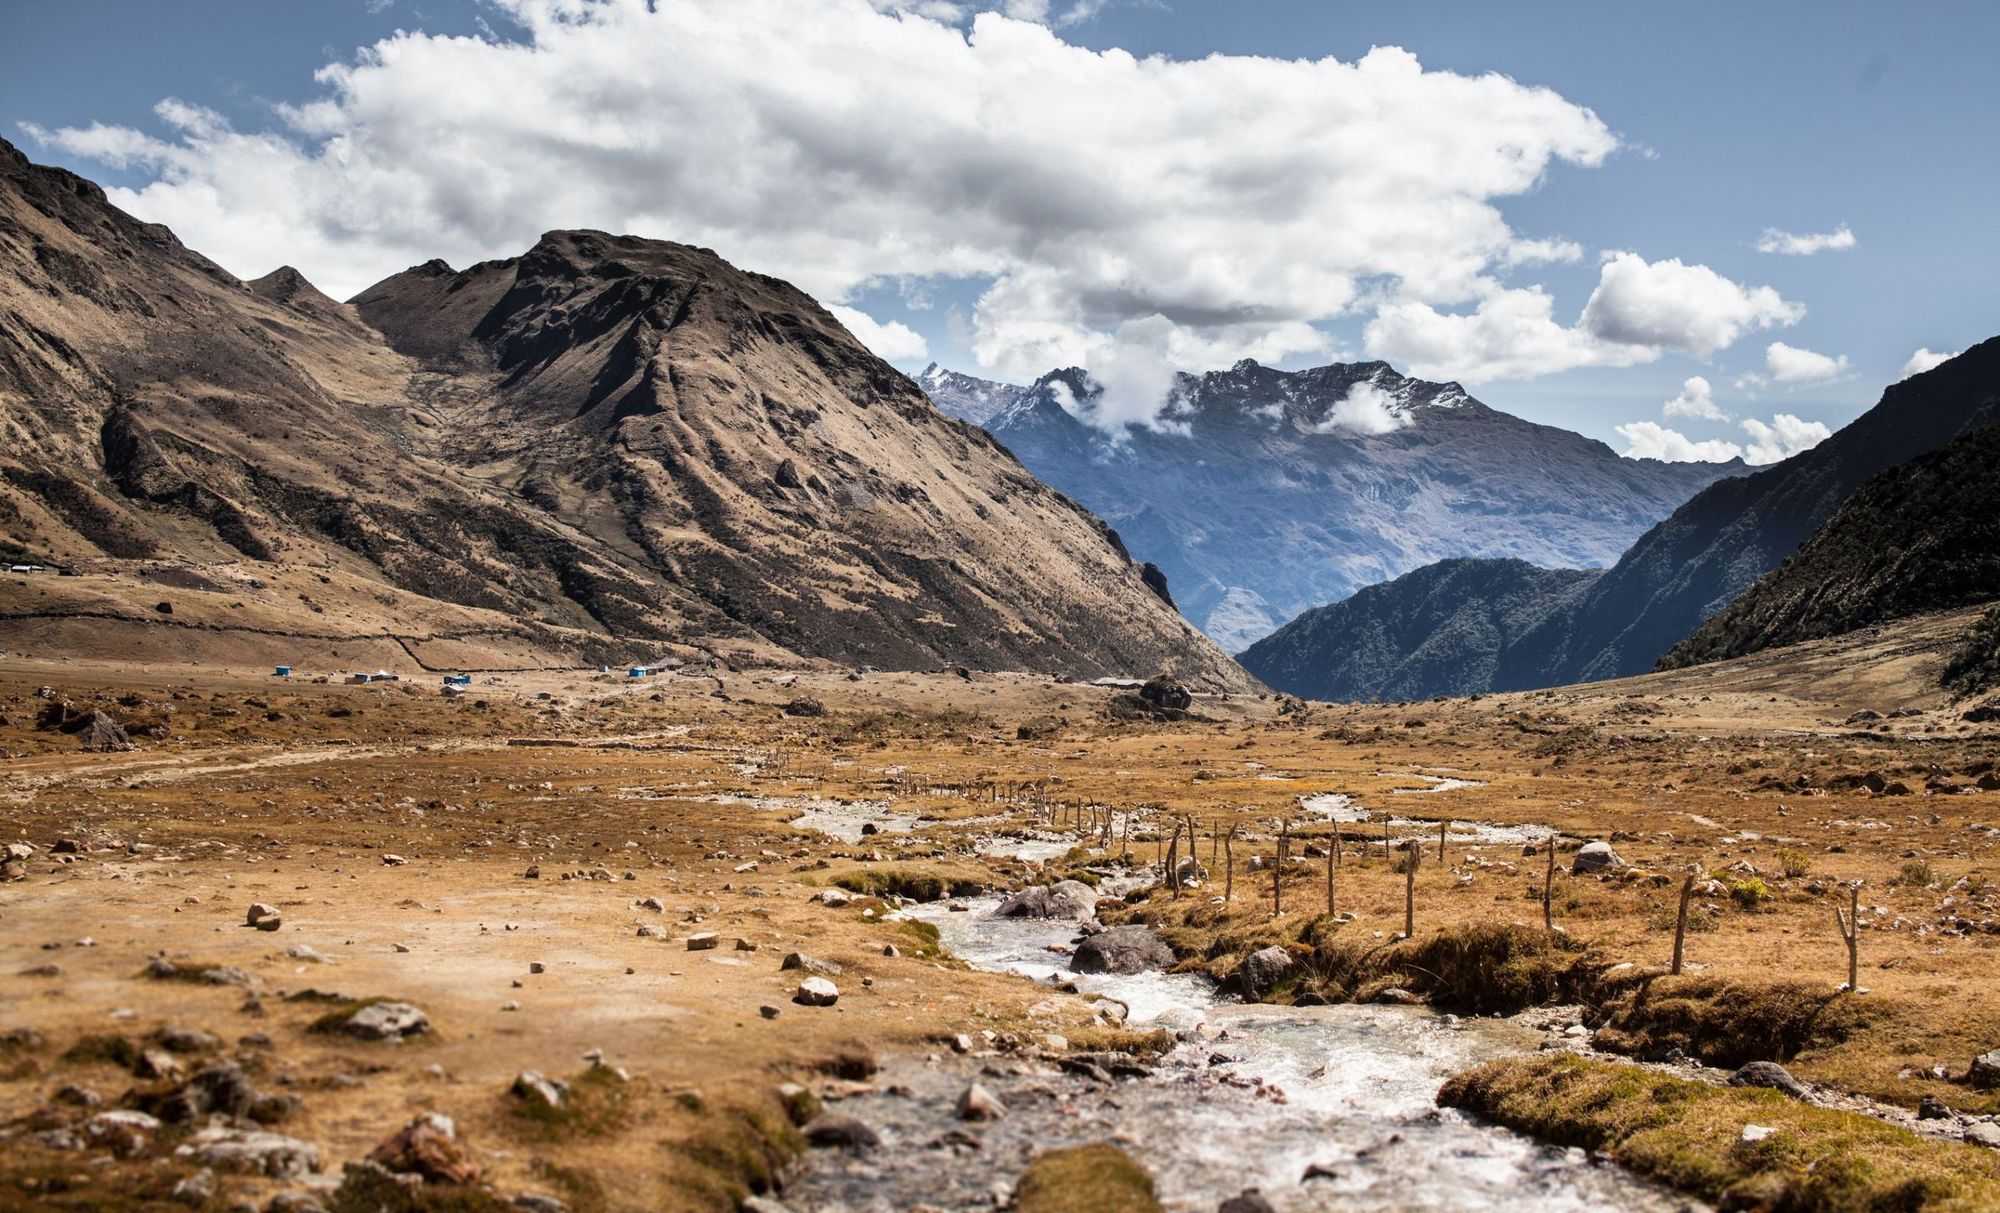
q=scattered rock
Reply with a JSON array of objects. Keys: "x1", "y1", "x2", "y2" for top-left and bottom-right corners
[
  {"x1": 368, "y1": 1111, "x2": 480, "y2": 1184},
  {"x1": 1571, "y1": 840, "x2": 1625, "y2": 875},
  {"x1": 994, "y1": 880, "x2": 1098, "y2": 920},
  {"x1": 1070, "y1": 926, "x2": 1175, "y2": 975},
  {"x1": 247, "y1": 903, "x2": 282, "y2": 931},
  {"x1": 794, "y1": 977, "x2": 840, "y2": 1007},
  {"x1": 955, "y1": 1082, "x2": 1007, "y2": 1121},
  {"x1": 177, "y1": 1127, "x2": 322, "y2": 1178},
  {"x1": 1729, "y1": 1061, "x2": 1808, "y2": 1100},
  {"x1": 687, "y1": 932, "x2": 720, "y2": 951},
  {"x1": 781, "y1": 952, "x2": 842, "y2": 976},
  {"x1": 783, "y1": 696, "x2": 827, "y2": 718},
  {"x1": 1918, "y1": 1096, "x2": 1953, "y2": 1120},
  {"x1": 83, "y1": 1109, "x2": 161, "y2": 1158},
  {"x1": 1969, "y1": 1050, "x2": 2000, "y2": 1090},
  {"x1": 803, "y1": 1114, "x2": 879, "y2": 1152},
  {"x1": 1232, "y1": 946, "x2": 1294, "y2": 1000},
  {"x1": 337, "y1": 1002, "x2": 430, "y2": 1041},
  {"x1": 511, "y1": 1070, "x2": 568, "y2": 1111},
  {"x1": 80, "y1": 712, "x2": 134, "y2": 752},
  {"x1": 1965, "y1": 1122, "x2": 2000, "y2": 1149}
]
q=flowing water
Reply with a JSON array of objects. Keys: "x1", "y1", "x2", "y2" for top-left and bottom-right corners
[{"x1": 786, "y1": 896, "x2": 1698, "y2": 1212}]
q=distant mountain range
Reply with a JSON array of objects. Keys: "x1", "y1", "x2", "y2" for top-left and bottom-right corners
[
  {"x1": 0, "y1": 137, "x2": 1241, "y2": 684},
  {"x1": 919, "y1": 361, "x2": 1742, "y2": 650},
  {"x1": 1241, "y1": 338, "x2": 2000, "y2": 700}
]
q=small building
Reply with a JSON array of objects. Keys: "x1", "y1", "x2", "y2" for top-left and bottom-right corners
[
  {"x1": 628, "y1": 666, "x2": 650, "y2": 678},
  {"x1": 443, "y1": 674, "x2": 472, "y2": 687},
  {"x1": 7, "y1": 564, "x2": 43, "y2": 574},
  {"x1": 347, "y1": 673, "x2": 373, "y2": 684},
  {"x1": 273, "y1": 666, "x2": 293, "y2": 678}
]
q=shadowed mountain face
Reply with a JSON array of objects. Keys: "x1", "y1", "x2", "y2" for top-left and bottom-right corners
[
  {"x1": 1659, "y1": 421, "x2": 2000, "y2": 670},
  {"x1": 920, "y1": 361, "x2": 1742, "y2": 649},
  {"x1": 1238, "y1": 341, "x2": 2000, "y2": 701},
  {"x1": 1238, "y1": 558, "x2": 1602, "y2": 701},
  {"x1": 0, "y1": 138, "x2": 1242, "y2": 684}
]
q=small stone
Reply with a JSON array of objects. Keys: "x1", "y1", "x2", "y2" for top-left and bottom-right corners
[
  {"x1": 781, "y1": 952, "x2": 841, "y2": 976},
  {"x1": 803, "y1": 1114, "x2": 879, "y2": 1152},
  {"x1": 1969, "y1": 1050, "x2": 2000, "y2": 1090},
  {"x1": 1218, "y1": 1193, "x2": 1278, "y2": 1213},
  {"x1": 1739, "y1": 1124, "x2": 1777, "y2": 1144},
  {"x1": 176, "y1": 1127, "x2": 322, "y2": 1178},
  {"x1": 956, "y1": 1082, "x2": 1006, "y2": 1121},
  {"x1": 794, "y1": 977, "x2": 839, "y2": 1007},
  {"x1": 687, "y1": 932, "x2": 720, "y2": 951},
  {"x1": 1729, "y1": 1061, "x2": 1808, "y2": 1100},
  {"x1": 637, "y1": 924, "x2": 667, "y2": 939},
  {"x1": 381, "y1": 854, "x2": 408, "y2": 866},
  {"x1": 368, "y1": 1111, "x2": 479, "y2": 1184},
  {"x1": 759, "y1": 1004, "x2": 782, "y2": 1020},
  {"x1": 511, "y1": 1070, "x2": 568, "y2": 1111},
  {"x1": 338, "y1": 1002, "x2": 429, "y2": 1041},
  {"x1": 1918, "y1": 1095, "x2": 1953, "y2": 1120},
  {"x1": 247, "y1": 903, "x2": 282, "y2": 931}
]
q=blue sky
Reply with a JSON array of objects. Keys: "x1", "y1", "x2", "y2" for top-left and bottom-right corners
[{"x1": 4, "y1": 0, "x2": 1994, "y2": 454}]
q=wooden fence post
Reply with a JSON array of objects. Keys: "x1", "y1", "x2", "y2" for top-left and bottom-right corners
[
  {"x1": 1273, "y1": 820, "x2": 1289, "y2": 916},
  {"x1": 1670, "y1": 869, "x2": 1696, "y2": 975},
  {"x1": 1223, "y1": 826, "x2": 1236, "y2": 904},
  {"x1": 1326, "y1": 826, "x2": 1338, "y2": 919},
  {"x1": 1835, "y1": 882, "x2": 1861, "y2": 993},
  {"x1": 1542, "y1": 835, "x2": 1556, "y2": 932},
  {"x1": 1402, "y1": 840, "x2": 1417, "y2": 940},
  {"x1": 1437, "y1": 820, "x2": 1447, "y2": 864}
]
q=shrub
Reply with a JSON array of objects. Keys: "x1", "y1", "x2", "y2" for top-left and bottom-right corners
[
  {"x1": 1776, "y1": 848, "x2": 1812, "y2": 878},
  {"x1": 1899, "y1": 859, "x2": 1936, "y2": 889}
]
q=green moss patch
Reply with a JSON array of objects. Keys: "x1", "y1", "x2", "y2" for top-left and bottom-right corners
[
  {"x1": 1014, "y1": 1143, "x2": 1164, "y2": 1213},
  {"x1": 1440, "y1": 1054, "x2": 2000, "y2": 1212}
]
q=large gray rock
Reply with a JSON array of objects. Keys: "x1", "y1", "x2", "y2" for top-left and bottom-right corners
[
  {"x1": 803, "y1": 1114, "x2": 879, "y2": 1152},
  {"x1": 1571, "y1": 840, "x2": 1625, "y2": 875},
  {"x1": 1970, "y1": 1050, "x2": 2000, "y2": 1090},
  {"x1": 1728, "y1": 1061, "x2": 1808, "y2": 1100},
  {"x1": 995, "y1": 880, "x2": 1098, "y2": 920},
  {"x1": 177, "y1": 1127, "x2": 322, "y2": 1178},
  {"x1": 1071, "y1": 926, "x2": 1175, "y2": 975},
  {"x1": 1233, "y1": 946, "x2": 1294, "y2": 1000},
  {"x1": 338, "y1": 1001, "x2": 430, "y2": 1040}
]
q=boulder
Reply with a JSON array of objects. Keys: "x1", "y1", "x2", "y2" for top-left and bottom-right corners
[
  {"x1": 1966, "y1": 1122, "x2": 2000, "y2": 1149},
  {"x1": 177, "y1": 1128, "x2": 321, "y2": 1178},
  {"x1": 83, "y1": 1110, "x2": 160, "y2": 1158},
  {"x1": 337, "y1": 1001, "x2": 430, "y2": 1041},
  {"x1": 780, "y1": 952, "x2": 842, "y2": 976},
  {"x1": 794, "y1": 977, "x2": 840, "y2": 1007},
  {"x1": 246, "y1": 903, "x2": 282, "y2": 930},
  {"x1": 783, "y1": 696, "x2": 826, "y2": 718},
  {"x1": 368, "y1": 1112, "x2": 480, "y2": 1185},
  {"x1": 511, "y1": 1070, "x2": 568, "y2": 1110},
  {"x1": 1218, "y1": 1194, "x2": 1278, "y2": 1213},
  {"x1": 1571, "y1": 840, "x2": 1625, "y2": 875},
  {"x1": 686, "y1": 932, "x2": 719, "y2": 951},
  {"x1": 1071, "y1": 926, "x2": 1175, "y2": 975},
  {"x1": 80, "y1": 712, "x2": 134, "y2": 752},
  {"x1": 1233, "y1": 946, "x2": 1294, "y2": 1000},
  {"x1": 1969, "y1": 1050, "x2": 2000, "y2": 1090},
  {"x1": 1139, "y1": 675, "x2": 1192, "y2": 712},
  {"x1": 802, "y1": 1114, "x2": 878, "y2": 1152},
  {"x1": 1728, "y1": 1061, "x2": 1808, "y2": 1100},
  {"x1": 995, "y1": 880, "x2": 1098, "y2": 920}
]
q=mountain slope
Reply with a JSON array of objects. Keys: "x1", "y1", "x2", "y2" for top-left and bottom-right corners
[
  {"x1": 0, "y1": 137, "x2": 1241, "y2": 683},
  {"x1": 1517, "y1": 339, "x2": 2000, "y2": 685},
  {"x1": 1659, "y1": 422, "x2": 2000, "y2": 669},
  {"x1": 1242, "y1": 343, "x2": 2000, "y2": 700},
  {"x1": 1238, "y1": 558, "x2": 1602, "y2": 701},
  {"x1": 920, "y1": 361, "x2": 1740, "y2": 649}
]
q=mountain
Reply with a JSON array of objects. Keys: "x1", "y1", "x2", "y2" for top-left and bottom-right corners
[
  {"x1": 1659, "y1": 421, "x2": 2000, "y2": 669},
  {"x1": 0, "y1": 137, "x2": 1241, "y2": 684},
  {"x1": 917, "y1": 361, "x2": 1741, "y2": 649},
  {"x1": 1241, "y1": 342, "x2": 2000, "y2": 700},
  {"x1": 1238, "y1": 558, "x2": 1602, "y2": 701}
]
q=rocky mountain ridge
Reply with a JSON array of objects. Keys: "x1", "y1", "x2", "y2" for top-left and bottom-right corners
[
  {"x1": 922, "y1": 360, "x2": 1742, "y2": 649},
  {"x1": 0, "y1": 137, "x2": 1242, "y2": 684}
]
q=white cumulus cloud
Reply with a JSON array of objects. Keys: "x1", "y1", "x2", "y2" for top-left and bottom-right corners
[
  {"x1": 1661, "y1": 375, "x2": 1727, "y2": 421},
  {"x1": 1615, "y1": 421, "x2": 1743, "y2": 463},
  {"x1": 1754, "y1": 225, "x2": 1855, "y2": 255},
  {"x1": 1902, "y1": 347, "x2": 1963, "y2": 377},
  {"x1": 25, "y1": 0, "x2": 1620, "y2": 433},
  {"x1": 1310, "y1": 382, "x2": 1410, "y2": 436},
  {"x1": 1364, "y1": 253, "x2": 1802, "y2": 384},
  {"x1": 1759, "y1": 341, "x2": 1849, "y2": 384},
  {"x1": 1740, "y1": 413, "x2": 1831, "y2": 464},
  {"x1": 828, "y1": 305, "x2": 929, "y2": 362}
]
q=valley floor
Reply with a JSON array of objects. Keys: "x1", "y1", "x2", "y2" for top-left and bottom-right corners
[{"x1": 2, "y1": 609, "x2": 1998, "y2": 1211}]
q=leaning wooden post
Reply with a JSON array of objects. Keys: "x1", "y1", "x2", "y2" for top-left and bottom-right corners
[
  {"x1": 1402, "y1": 840, "x2": 1417, "y2": 940},
  {"x1": 1437, "y1": 820, "x2": 1447, "y2": 864},
  {"x1": 1166, "y1": 829, "x2": 1182, "y2": 898},
  {"x1": 1211, "y1": 818, "x2": 1220, "y2": 864},
  {"x1": 1834, "y1": 882, "x2": 1861, "y2": 993},
  {"x1": 1670, "y1": 868, "x2": 1697, "y2": 976},
  {"x1": 1223, "y1": 826, "x2": 1236, "y2": 903}
]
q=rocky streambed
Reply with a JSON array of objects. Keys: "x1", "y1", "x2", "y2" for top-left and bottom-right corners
[{"x1": 786, "y1": 896, "x2": 1697, "y2": 1212}]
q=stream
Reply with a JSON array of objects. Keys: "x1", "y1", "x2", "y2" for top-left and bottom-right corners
[{"x1": 785, "y1": 895, "x2": 1698, "y2": 1212}]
